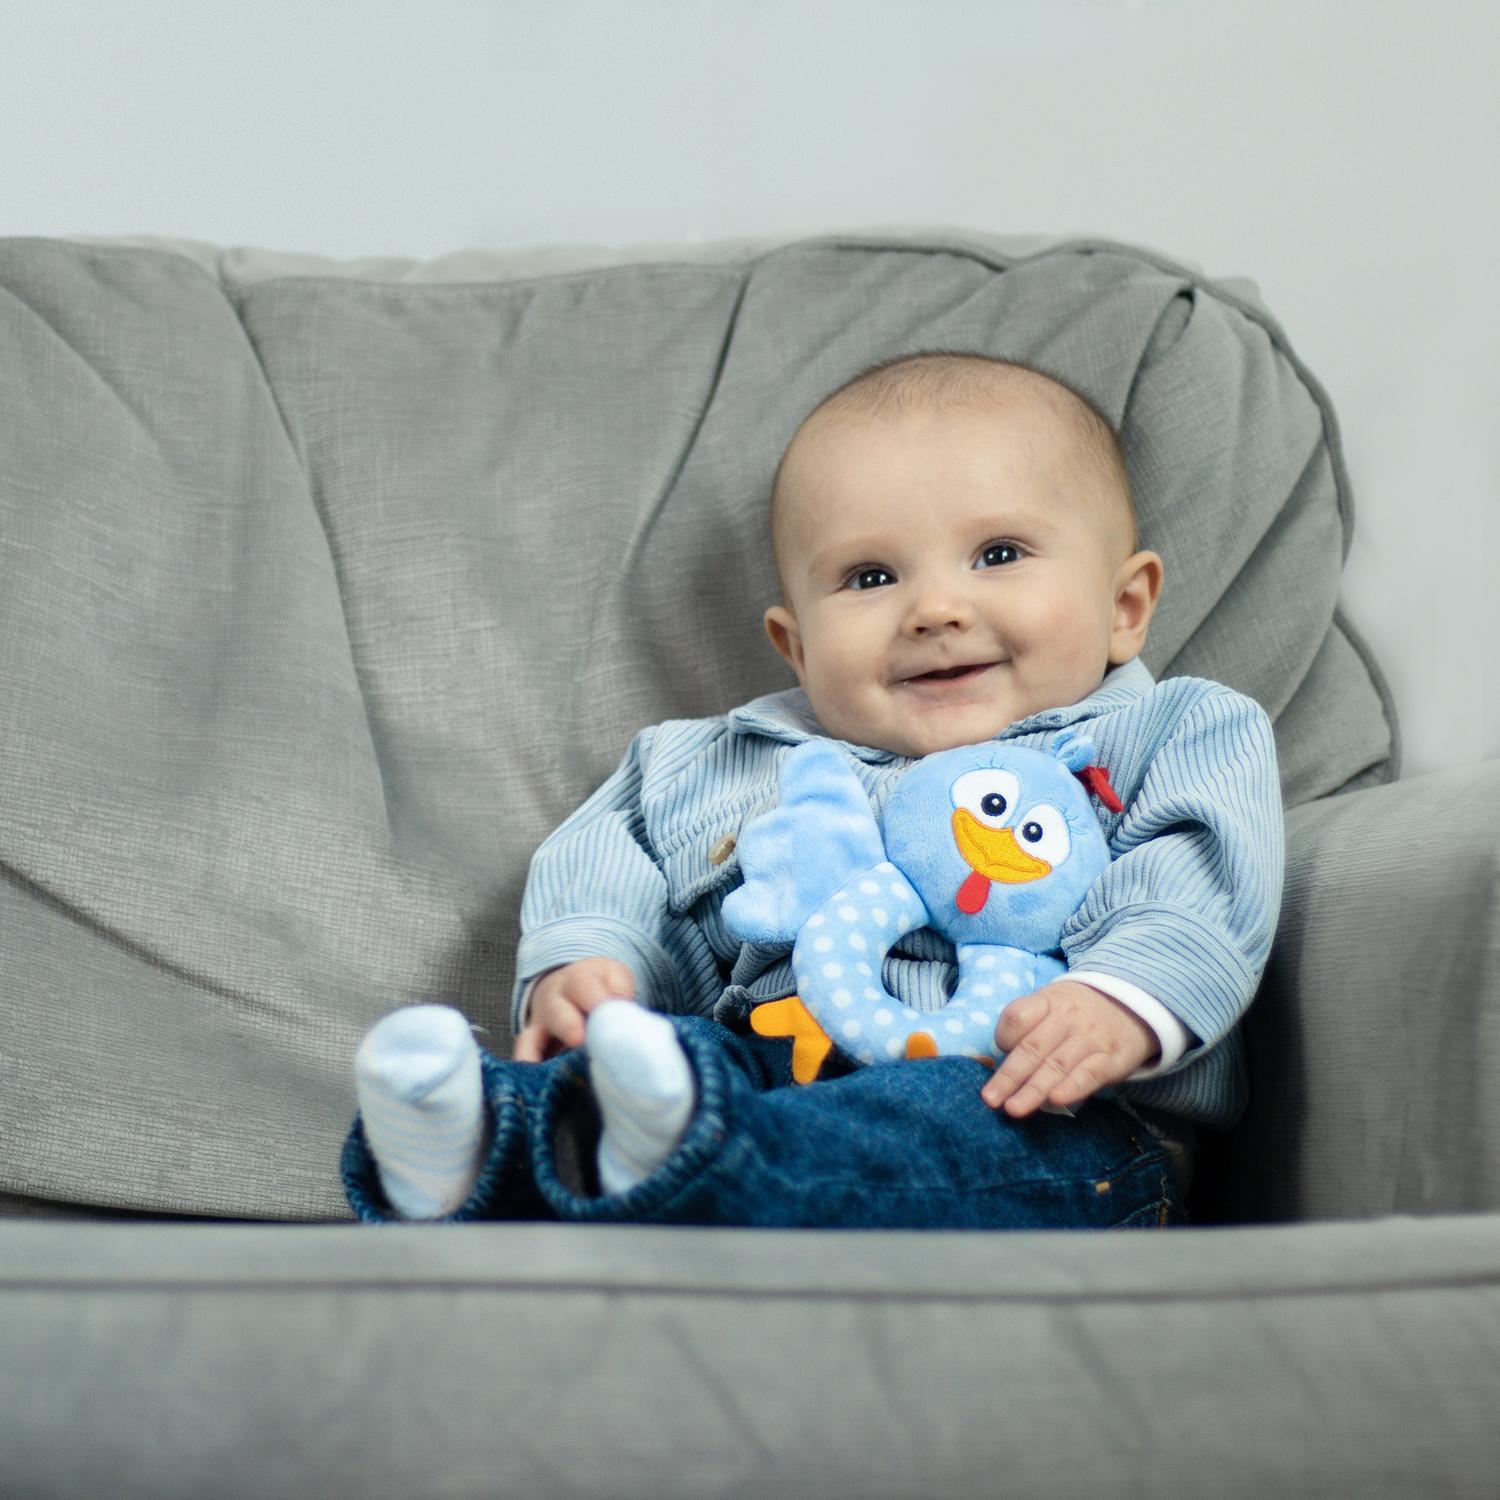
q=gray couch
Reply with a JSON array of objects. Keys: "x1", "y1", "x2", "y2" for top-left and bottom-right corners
[{"x1": 1, "y1": 228, "x2": 1496, "y2": 1497}]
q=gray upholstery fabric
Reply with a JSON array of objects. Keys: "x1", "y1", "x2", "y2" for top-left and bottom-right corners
[
  {"x1": 2, "y1": 1218, "x2": 1498, "y2": 1498},
  {"x1": 1197, "y1": 759, "x2": 1500, "y2": 1223},
  {"x1": 0, "y1": 229, "x2": 1395, "y2": 1220}
]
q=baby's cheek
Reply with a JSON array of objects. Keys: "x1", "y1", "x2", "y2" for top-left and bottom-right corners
[{"x1": 1024, "y1": 600, "x2": 1112, "y2": 683}]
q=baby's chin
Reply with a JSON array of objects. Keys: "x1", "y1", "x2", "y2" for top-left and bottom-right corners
[
  {"x1": 871, "y1": 709, "x2": 1019, "y2": 761},
  {"x1": 875, "y1": 686, "x2": 1106, "y2": 759},
  {"x1": 888, "y1": 724, "x2": 1011, "y2": 759},
  {"x1": 806, "y1": 701, "x2": 1004, "y2": 759}
]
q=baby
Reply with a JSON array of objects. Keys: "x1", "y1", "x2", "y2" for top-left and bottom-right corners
[{"x1": 343, "y1": 352, "x2": 1284, "y2": 1229}]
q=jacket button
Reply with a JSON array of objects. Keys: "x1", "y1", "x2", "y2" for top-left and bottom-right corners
[{"x1": 708, "y1": 835, "x2": 736, "y2": 866}]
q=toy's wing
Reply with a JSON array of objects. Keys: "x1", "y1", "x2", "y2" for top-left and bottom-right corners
[{"x1": 721, "y1": 739, "x2": 886, "y2": 945}]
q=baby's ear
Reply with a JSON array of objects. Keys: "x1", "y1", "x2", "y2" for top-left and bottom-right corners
[
  {"x1": 763, "y1": 604, "x2": 805, "y2": 676},
  {"x1": 1108, "y1": 549, "x2": 1164, "y2": 663}
]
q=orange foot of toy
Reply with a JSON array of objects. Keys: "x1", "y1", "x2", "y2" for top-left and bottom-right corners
[
  {"x1": 751, "y1": 996, "x2": 834, "y2": 1084},
  {"x1": 905, "y1": 1031, "x2": 938, "y2": 1060}
]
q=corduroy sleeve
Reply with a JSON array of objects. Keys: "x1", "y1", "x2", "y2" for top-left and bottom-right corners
[
  {"x1": 1058, "y1": 689, "x2": 1285, "y2": 1061},
  {"x1": 510, "y1": 726, "x2": 722, "y2": 1034}
]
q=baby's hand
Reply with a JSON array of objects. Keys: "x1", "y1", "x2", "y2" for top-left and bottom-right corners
[
  {"x1": 512, "y1": 958, "x2": 636, "y2": 1063},
  {"x1": 981, "y1": 979, "x2": 1157, "y2": 1118}
]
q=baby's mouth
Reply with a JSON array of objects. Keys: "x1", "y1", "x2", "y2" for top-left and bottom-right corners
[{"x1": 902, "y1": 661, "x2": 998, "y2": 685}]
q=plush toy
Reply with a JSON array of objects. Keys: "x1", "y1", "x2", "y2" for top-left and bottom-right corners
[{"x1": 721, "y1": 733, "x2": 1122, "y2": 1083}]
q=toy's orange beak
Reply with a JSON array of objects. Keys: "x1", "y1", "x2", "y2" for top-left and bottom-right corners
[
  {"x1": 952, "y1": 809, "x2": 1052, "y2": 883},
  {"x1": 951, "y1": 809, "x2": 1051, "y2": 915}
]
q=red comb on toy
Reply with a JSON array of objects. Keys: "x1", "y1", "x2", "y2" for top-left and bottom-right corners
[{"x1": 1075, "y1": 765, "x2": 1124, "y2": 814}]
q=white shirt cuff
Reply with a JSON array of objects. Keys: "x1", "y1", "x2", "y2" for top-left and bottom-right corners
[
  {"x1": 514, "y1": 972, "x2": 549, "y2": 1032},
  {"x1": 1068, "y1": 970, "x2": 1191, "y2": 1080}
]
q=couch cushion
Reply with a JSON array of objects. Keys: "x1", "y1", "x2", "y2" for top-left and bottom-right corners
[
  {"x1": 2, "y1": 1217, "x2": 1496, "y2": 1496},
  {"x1": 0, "y1": 229, "x2": 1395, "y2": 1216}
]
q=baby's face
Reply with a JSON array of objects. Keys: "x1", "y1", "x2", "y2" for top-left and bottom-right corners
[{"x1": 765, "y1": 399, "x2": 1160, "y2": 759}]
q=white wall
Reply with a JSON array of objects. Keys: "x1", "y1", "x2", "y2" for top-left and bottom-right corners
[{"x1": 4, "y1": 0, "x2": 1494, "y2": 775}]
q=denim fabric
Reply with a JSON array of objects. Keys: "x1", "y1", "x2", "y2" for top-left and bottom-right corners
[
  {"x1": 342, "y1": 1018, "x2": 1184, "y2": 1230},
  {"x1": 342, "y1": 1049, "x2": 550, "y2": 1224}
]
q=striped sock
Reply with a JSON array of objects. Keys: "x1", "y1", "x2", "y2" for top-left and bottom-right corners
[
  {"x1": 354, "y1": 1004, "x2": 490, "y2": 1220},
  {"x1": 587, "y1": 1000, "x2": 696, "y2": 1195}
]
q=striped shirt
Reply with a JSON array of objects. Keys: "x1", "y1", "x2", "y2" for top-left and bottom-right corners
[{"x1": 514, "y1": 657, "x2": 1284, "y2": 1129}]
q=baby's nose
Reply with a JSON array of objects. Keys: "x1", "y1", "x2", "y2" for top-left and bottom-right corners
[{"x1": 904, "y1": 592, "x2": 975, "y2": 633}]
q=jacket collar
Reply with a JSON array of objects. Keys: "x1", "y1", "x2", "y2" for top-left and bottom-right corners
[{"x1": 727, "y1": 657, "x2": 1156, "y2": 765}]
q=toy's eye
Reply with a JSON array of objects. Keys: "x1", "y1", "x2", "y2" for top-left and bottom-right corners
[
  {"x1": 1015, "y1": 804, "x2": 1070, "y2": 865},
  {"x1": 951, "y1": 769, "x2": 1021, "y2": 828}
]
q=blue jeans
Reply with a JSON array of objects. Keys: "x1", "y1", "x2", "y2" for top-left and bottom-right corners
[{"x1": 342, "y1": 1016, "x2": 1184, "y2": 1230}]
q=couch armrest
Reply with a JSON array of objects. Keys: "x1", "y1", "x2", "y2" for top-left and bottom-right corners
[{"x1": 1195, "y1": 761, "x2": 1500, "y2": 1222}]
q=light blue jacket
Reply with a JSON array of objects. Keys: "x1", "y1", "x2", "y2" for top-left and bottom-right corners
[{"x1": 513, "y1": 658, "x2": 1284, "y2": 1129}]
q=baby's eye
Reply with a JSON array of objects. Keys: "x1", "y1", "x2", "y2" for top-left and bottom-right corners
[
  {"x1": 845, "y1": 566, "x2": 895, "y2": 591},
  {"x1": 976, "y1": 541, "x2": 1023, "y2": 569}
]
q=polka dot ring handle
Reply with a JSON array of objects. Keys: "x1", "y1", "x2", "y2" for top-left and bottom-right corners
[{"x1": 789, "y1": 861, "x2": 1063, "y2": 1067}]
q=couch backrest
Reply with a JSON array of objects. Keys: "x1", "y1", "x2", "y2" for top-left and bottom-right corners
[{"x1": 0, "y1": 230, "x2": 1395, "y2": 1218}]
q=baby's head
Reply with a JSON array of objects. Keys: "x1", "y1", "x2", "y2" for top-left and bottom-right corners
[{"x1": 764, "y1": 352, "x2": 1163, "y2": 759}]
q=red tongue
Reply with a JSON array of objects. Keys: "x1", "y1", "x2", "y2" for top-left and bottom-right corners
[{"x1": 955, "y1": 870, "x2": 990, "y2": 914}]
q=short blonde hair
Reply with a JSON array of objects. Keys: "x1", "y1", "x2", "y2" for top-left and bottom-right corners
[{"x1": 771, "y1": 351, "x2": 1137, "y2": 568}]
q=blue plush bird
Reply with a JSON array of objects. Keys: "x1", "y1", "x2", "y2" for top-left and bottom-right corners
[{"x1": 721, "y1": 733, "x2": 1119, "y2": 1082}]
